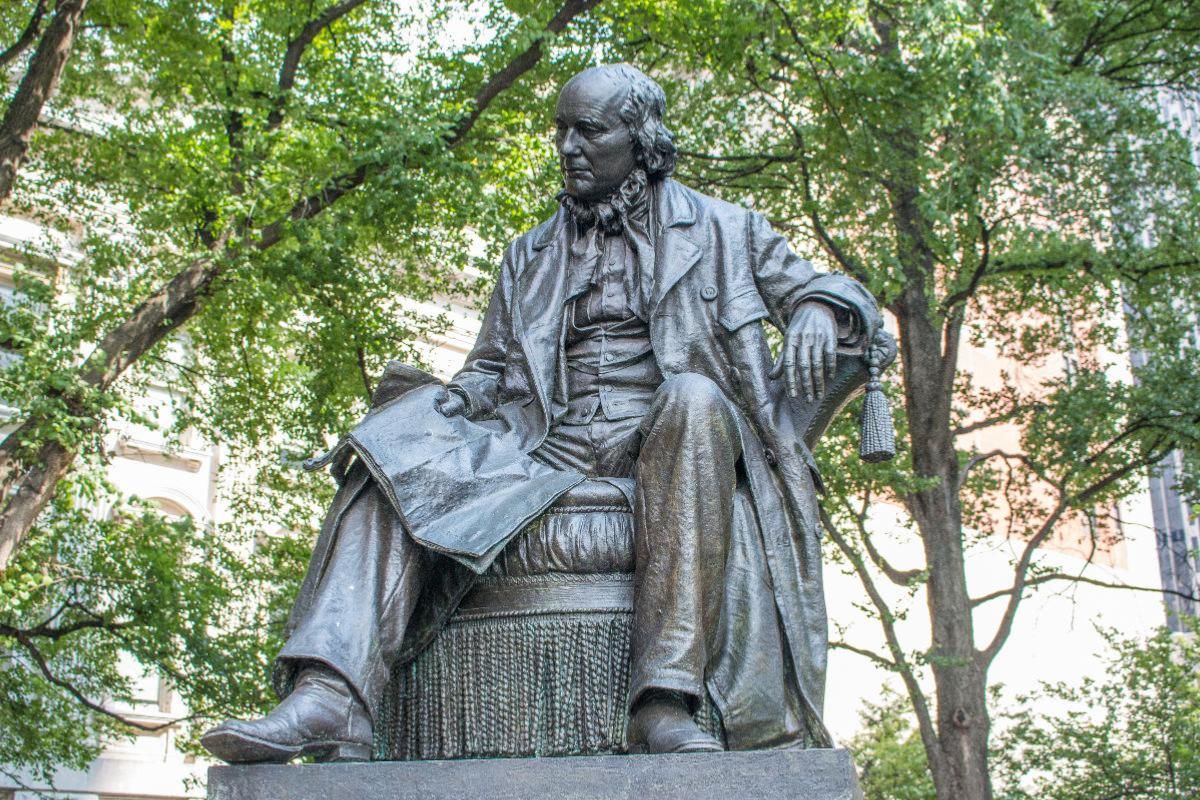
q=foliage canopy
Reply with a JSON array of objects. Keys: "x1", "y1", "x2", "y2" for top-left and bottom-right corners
[{"x1": 995, "y1": 627, "x2": 1200, "y2": 800}]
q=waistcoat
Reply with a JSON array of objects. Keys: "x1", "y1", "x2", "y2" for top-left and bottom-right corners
[{"x1": 558, "y1": 229, "x2": 663, "y2": 424}]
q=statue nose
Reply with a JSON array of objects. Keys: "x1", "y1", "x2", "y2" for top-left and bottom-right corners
[{"x1": 559, "y1": 128, "x2": 583, "y2": 156}]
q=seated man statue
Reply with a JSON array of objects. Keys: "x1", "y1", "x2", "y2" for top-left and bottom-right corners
[{"x1": 202, "y1": 64, "x2": 883, "y2": 763}]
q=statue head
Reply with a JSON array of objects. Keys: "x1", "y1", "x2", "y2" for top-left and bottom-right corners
[{"x1": 555, "y1": 64, "x2": 677, "y2": 203}]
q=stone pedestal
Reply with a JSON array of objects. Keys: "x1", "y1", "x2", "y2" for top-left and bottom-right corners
[{"x1": 207, "y1": 748, "x2": 863, "y2": 800}]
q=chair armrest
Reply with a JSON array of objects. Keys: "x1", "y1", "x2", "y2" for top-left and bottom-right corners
[{"x1": 797, "y1": 331, "x2": 898, "y2": 452}]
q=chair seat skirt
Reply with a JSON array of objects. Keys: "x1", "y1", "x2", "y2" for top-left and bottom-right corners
[{"x1": 375, "y1": 479, "x2": 722, "y2": 760}]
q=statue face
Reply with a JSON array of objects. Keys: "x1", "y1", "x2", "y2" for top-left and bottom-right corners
[{"x1": 555, "y1": 72, "x2": 638, "y2": 202}]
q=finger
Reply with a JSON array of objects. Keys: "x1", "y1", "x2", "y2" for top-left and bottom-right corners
[
  {"x1": 798, "y1": 341, "x2": 814, "y2": 402},
  {"x1": 812, "y1": 344, "x2": 825, "y2": 399},
  {"x1": 782, "y1": 345, "x2": 801, "y2": 398},
  {"x1": 436, "y1": 393, "x2": 464, "y2": 417},
  {"x1": 787, "y1": 343, "x2": 806, "y2": 398},
  {"x1": 825, "y1": 339, "x2": 837, "y2": 380},
  {"x1": 771, "y1": 326, "x2": 799, "y2": 380}
]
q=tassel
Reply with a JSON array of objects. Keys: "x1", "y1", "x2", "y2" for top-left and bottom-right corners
[{"x1": 859, "y1": 332, "x2": 896, "y2": 463}]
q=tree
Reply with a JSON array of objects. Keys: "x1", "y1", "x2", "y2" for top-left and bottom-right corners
[
  {"x1": 602, "y1": 1, "x2": 1200, "y2": 798},
  {"x1": 0, "y1": 0, "x2": 614, "y2": 779},
  {"x1": 849, "y1": 687, "x2": 937, "y2": 800},
  {"x1": 0, "y1": 0, "x2": 605, "y2": 570},
  {"x1": 994, "y1": 626, "x2": 1200, "y2": 800},
  {"x1": 0, "y1": 481, "x2": 304, "y2": 786},
  {"x1": 0, "y1": 0, "x2": 90, "y2": 203}
]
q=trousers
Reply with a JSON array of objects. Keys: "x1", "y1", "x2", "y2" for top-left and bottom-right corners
[{"x1": 278, "y1": 372, "x2": 742, "y2": 717}]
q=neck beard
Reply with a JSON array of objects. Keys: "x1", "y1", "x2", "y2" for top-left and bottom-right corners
[{"x1": 558, "y1": 168, "x2": 650, "y2": 235}]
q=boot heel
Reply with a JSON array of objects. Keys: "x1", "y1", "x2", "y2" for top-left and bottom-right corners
[{"x1": 317, "y1": 742, "x2": 371, "y2": 762}]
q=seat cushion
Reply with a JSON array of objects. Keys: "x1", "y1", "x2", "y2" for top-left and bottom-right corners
[
  {"x1": 551, "y1": 477, "x2": 633, "y2": 510},
  {"x1": 487, "y1": 479, "x2": 634, "y2": 578}
]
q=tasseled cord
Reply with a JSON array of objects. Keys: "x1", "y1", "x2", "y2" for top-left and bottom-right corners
[{"x1": 859, "y1": 331, "x2": 896, "y2": 463}]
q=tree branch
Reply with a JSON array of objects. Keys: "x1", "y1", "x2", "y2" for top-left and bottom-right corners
[
  {"x1": 267, "y1": 0, "x2": 371, "y2": 131},
  {"x1": 0, "y1": 609, "x2": 131, "y2": 640},
  {"x1": 990, "y1": 255, "x2": 1200, "y2": 281},
  {"x1": 0, "y1": 0, "x2": 90, "y2": 204},
  {"x1": 978, "y1": 446, "x2": 1172, "y2": 667},
  {"x1": 940, "y1": 215, "x2": 992, "y2": 311},
  {"x1": 953, "y1": 404, "x2": 1040, "y2": 437},
  {"x1": 0, "y1": 0, "x2": 48, "y2": 69},
  {"x1": 821, "y1": 506, "x2": 943, "y2": 776},
  {"x1": 12, "y1": 630, "x2": 182, "y2": 732},
  {"x1": 1072, "y1": 444, "x2": 1171, "y2": 508},
  {"x1": 835, "y1": 490, "x2": 925, "y2": 587},
  {"x1": 259, "y1": 0, "x2": 602, "y2": 248},
  {"x1": 256, "y1": 163, "x2": 370, "y2": 249},
  {"x1": 958, "y1": 448, "x2": 1036, "y2": 489},
  {"x1": 355, "y1": 345, "x2": 373, "y2": 400},
  {"x1": 449, "y1": 0, "x2": 602, "y2": 144},
  {"x1": 977, "y1": 497, "x2": 1069, "y2": 668},
  {"x1": 797, "y1": 138, "x2": 870, "y2": 284},
  {"x1": 831, "y1": 639, "x2": 898, "y2": 670},
  {"x1": 860, "y1": 528, "x2": 926, "y2": 587},
  {"x1": 971, "y1": 570, "x2": 1197, "y2": 608}
]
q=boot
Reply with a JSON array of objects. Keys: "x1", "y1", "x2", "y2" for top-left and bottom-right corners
[
  {"x1": 626, "y1": 690, "x2": 723, "y2": 754},
  {"x1": 201, "y1": 666, "x2": 372, "y2": 764}
]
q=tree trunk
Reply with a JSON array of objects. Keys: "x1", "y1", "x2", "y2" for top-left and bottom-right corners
[
  {"x1": 0, "y1": 0, "x2": 89, "y2": 204},
  {"x1": 881, "y1": 151, "x2": 994, "y2": 798},
  {"x1": 0, "y1": 254, "x2": 221, "y2": 568},
  {"x1": 896, "y1": 283, "x2": 993, "y2": 800}
]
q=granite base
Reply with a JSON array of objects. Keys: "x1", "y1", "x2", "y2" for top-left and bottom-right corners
[{"x1": 207, "y1": 748, "x2": 863, "y2": 800}]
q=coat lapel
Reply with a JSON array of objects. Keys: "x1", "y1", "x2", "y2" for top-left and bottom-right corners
[
  {"x1": 513, "y1": 210, "x2": 572, "y2": 413},
  {"x1": 651, "y1": 180, "x2": 701, "y2": 311}
]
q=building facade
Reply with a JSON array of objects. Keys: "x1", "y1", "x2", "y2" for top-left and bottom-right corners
[{"x1": 1141, "y1": 91, "x2": 1200, "y2": 631}]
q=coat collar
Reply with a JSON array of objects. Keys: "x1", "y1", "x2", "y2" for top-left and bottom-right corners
[{"x1": 531, "y1": 177, "x2": 698, "y2": 251}]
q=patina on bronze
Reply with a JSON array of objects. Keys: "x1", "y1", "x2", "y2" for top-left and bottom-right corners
[{"x1": 201, "y1": 64, "x2": 888, "y2": 764}]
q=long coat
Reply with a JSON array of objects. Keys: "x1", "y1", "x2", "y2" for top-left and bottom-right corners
[{"x1": 286, "y1": 178, "x2": 881, "y2": 750}]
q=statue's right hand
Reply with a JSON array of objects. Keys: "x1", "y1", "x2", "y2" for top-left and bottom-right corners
[{"x1": 435, "y1": 389, "x2": 468, "y2": 418}]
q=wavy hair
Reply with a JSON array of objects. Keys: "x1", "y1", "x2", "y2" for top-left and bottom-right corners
[{"x1": 579, "y1": 64, "x2": 678, "y2": 180}]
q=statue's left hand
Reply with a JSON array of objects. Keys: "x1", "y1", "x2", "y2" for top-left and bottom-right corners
[
  {"x1": 770, "y1": 301, "x2": 838, "y2": 402},
  {"x1": 435, "y1": 389, "x2": 468, "y2": 418}
]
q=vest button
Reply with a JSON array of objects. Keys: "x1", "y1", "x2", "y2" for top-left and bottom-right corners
[{"x1": 701, "y1": 285, "x2": 718, "y2": 301}]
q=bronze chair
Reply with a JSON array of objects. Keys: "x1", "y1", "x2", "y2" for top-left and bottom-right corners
[{"x1": 375, "y1": 332, "x2": 896, "y2": 760}]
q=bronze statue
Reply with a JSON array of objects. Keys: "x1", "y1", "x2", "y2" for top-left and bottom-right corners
[{"x1": 201, "y1": 64, "x2": 887, "y2": 764}]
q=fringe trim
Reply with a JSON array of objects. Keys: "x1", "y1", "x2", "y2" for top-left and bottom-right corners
[{"x1": 378, "y1": 611, "x2": 721, "y2": 760}]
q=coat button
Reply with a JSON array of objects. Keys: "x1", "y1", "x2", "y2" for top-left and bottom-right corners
[
  {"x1": 764, "y1": 448, "x2": 778, "y2": 467},
  {"x1": 701, "y1": 285, "x2": 718, "y2": 301}
]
